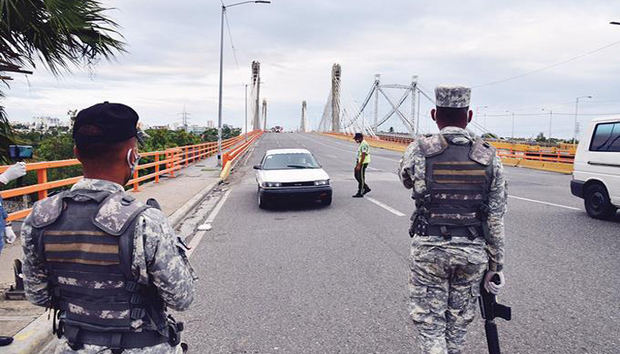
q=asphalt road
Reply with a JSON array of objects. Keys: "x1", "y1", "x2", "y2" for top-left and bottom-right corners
[{"x1": 180, "y1": 132, "x2": 620, "y2": 354}]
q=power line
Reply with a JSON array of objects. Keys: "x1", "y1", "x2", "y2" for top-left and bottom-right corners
[
  {"x1": 484, "y1": 112, "x2": 620, "y2": 117},
  {"x1": 472, "y1": 39, "x2": 620, "y2": 88},
  {"x1": 223, "y1": 11, "x2": 240, "y2": 69}
]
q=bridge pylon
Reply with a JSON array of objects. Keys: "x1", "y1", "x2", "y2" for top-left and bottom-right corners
[
  {"x1": 262, "y1": 99, "x2": 267, "y2": 131},
  {"x1": 251, "y1": 61, "x2": 261, "y2": 131},
  {"x1": 331, "y1": 64, "x2": 341, "y2": 132},
  {"x1": 300, "y1": 101, "x2": 308, "y2": 132}
]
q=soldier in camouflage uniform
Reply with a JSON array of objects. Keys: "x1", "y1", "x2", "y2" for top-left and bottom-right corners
[
  {"x1": 21, "y1": 102, "x2": 196, "y2": 354},
  {"x1": 399, "y1": 86, "x2": 507, "y2": 354}
]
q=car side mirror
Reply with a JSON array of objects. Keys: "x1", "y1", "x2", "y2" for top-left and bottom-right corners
[{"x1": 253, "y1": 165, "x2": 262, "y2": 170}]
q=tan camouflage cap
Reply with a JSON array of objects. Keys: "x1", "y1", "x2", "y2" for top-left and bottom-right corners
[{"x1": 435, "y1": 85, "x2": 471, "y2": 108}]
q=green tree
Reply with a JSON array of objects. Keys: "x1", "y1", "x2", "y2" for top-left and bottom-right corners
[
  {"x1": 535, "y1": 132, "x2": 547, "y2": 143},
  {"x1": 0, "y1": 0, "x2": 125, "y2": 162}
]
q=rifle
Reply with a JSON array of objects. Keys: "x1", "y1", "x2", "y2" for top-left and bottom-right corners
[{"x1": 479, "y1": 272, "x2": 512, "y2": 354}]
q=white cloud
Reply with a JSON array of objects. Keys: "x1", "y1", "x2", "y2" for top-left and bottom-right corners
[{"x1": 3, "y1": 0, "x2": 620, "y2": 139}]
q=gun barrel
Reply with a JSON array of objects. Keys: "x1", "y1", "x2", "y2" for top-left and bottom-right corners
[{"x1": 485, "y1": 320, "x2": 501, "y2": 354}]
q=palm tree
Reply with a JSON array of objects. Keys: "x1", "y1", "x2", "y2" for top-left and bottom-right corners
[{"x1": 0, "y1": 0, "x2": 125, "y2": 162}]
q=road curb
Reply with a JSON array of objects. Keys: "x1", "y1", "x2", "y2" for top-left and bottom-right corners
[
  {"x1": 5, "y1": 179, "x2": 221, "y2": 353},
  {"x1": 169, "y1": 179, "x2": 221, "y2": 228},
  {"x1": 3, "y1": 311, "x2": 53, "y2": 354}
]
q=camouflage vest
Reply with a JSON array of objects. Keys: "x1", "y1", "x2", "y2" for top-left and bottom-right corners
[
  {"x1": 30, "y1": 190, "x2": 169, "y2": 349},
  {"x1": 412, "y1": 134, "x2": 495, "y2": 239}
]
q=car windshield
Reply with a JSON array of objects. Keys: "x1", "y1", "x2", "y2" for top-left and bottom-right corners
[{"x1": 262, "y1": 153, "x2": 320, "y2": 170}]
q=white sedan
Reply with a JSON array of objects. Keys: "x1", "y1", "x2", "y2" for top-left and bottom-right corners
[{"x1": 254, "y1": 149, "x2": 332, "y2": 208}]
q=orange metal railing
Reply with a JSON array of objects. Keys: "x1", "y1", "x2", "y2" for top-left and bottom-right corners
[
  {"x1": 221, "y1": 130, "x2": 263, "y2": 169},
  {"x1": 323, "y1": 132, "x2": 576, "y2": 165},
  {"x1": 0, "y1": 132, "x2": 260, "y2": 222}
]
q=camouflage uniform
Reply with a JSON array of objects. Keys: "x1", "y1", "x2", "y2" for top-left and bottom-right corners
[
  {"x1": 399, "y1": 127, "x2": 507, "y2": 354},
  {"x1": 21, "y1": 178, "x2": 196, "y2": 354}
]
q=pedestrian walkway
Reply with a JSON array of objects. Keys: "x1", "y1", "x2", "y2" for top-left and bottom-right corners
[{"x1": 0, "y1": 155, "x2": 221, "y2": 352}]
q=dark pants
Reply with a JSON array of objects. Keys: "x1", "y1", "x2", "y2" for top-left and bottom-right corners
[{"x1": 354, "y1": 163, "x2": 369, "y2": 194}]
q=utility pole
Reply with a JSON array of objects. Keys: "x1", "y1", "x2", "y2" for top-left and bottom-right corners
[
  {"x1": 374, "y1": 74, "x2": 380, "y2": 131},
  {"x1": 331, "y1": 63, "x2": 341, "y2": 132},
  {"x1": 574, "y1": 95, "x2": 592, "y2": 144},
  {"x1": 179, "y1": 106, "x2": 191, "y2": 133},
  {"x1": 505, "y1": 110, "x2": 515, "y2": 140},
  {"x1": 542, "y1": 108, "x2": 552, "y2": 139},
  {"x1": 411, "y1": 75, "x2": 418, "y2": 136}
]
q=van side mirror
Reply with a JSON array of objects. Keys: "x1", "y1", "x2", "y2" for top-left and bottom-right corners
[{"x1": 253, "y1": 165, "x2": 261, "y2": 170}]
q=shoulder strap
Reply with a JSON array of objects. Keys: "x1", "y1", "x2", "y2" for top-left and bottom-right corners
[
  {"x1": 469, "y1": 138, "x2": 496, "y2": 166},
  {"x1": 30, "y1": 192, "x2": 68, "y2": 228},
  {"x1": 418, "y1": 134, "x2": 448, "y2": 157},
  {"x1": 93, "y1": 193, "x2": 150, "y2": 236}
]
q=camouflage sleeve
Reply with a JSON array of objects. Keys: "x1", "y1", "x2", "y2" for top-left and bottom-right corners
[
  {"x1": 399, "y1": 142, "x2": 419, "y2": 189},
  {"x1": 485, "y1": 155, "x2": 508, "y2": 272},
  {"x1": 20, "y1": 214, "x2": 51, "y2": 307},
  {"x1": 134, "y1": 208, "x2": 196, "y2": 311}
]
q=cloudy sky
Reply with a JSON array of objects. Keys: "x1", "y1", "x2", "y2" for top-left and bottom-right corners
[{"x1": 4, "y1": 0, "x2": 620, "y2": 139}]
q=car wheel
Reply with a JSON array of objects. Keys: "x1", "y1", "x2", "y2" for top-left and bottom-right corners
[
  {"x1": 584, "y1": 184, "x2": 616, "y2": 219},
  {"x1": 320, "y1": 196, "x2": 332, "y2": 206},
  {"x1": 258, "y1": 190, "x2": 269, "y2": 209}
]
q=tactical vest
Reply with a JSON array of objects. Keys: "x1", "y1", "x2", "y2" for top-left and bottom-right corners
[
  {"x1": 411, "y1": 134, "x2": 495, "y2": 239},
  {"x1": 30, "y1": 189, "x2": 171, "y2": 350}
]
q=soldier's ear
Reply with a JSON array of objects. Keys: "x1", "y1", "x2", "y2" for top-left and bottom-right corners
[
  {"x1": 431, "y1": 108, "x2": 436, "y2": 122},
  {"x1": 468, "y1": 109, "x2": 473, "y2": 123}
]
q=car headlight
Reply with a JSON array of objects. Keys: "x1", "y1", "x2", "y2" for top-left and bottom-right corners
[
  {"x1": 314, "y1": 180, "x2": 329, "y2": 186},
  {"x1": 262, "y1": 182, "x2": 281, "y2": 187}
]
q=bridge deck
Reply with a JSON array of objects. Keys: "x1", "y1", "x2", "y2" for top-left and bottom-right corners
[{"x1": 180, "y1": 132, "x2": 619, "y2": 353}]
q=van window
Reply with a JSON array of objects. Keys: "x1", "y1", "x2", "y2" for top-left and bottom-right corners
[{"x1": 589, "y1": 122, "x2": 620, "y2": 152}]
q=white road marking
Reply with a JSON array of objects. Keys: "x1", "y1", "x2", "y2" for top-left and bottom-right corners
[
  {"x1": 509, "y1": 195, "x2": 581, "y2": 211},
  {"x1": 187, "y1": 189, "x2": 233, "y2": 257},
  {"x1": 365, "y1": 197, "x2": 406, "y2": 217},
  {"x1": 367, "y1": 167, "x2": 382, "y2": 171}
]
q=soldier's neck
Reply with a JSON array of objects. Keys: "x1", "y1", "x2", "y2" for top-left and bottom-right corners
[{"x1": 82, "y1": 169, "x2": 127, "y2": 187}]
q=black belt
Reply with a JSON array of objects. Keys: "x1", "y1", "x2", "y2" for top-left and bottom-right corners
[
  {"x1": 424, "y1": 225, "x2": 483, "y2": 240},
  {"x1": 63, "y1": 325, "x2": 168, "y2": 349}
]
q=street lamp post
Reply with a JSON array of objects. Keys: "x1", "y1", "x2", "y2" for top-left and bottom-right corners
[
  {"x1": 244, "y1": 84, "x2": 248, "y2": 142},
  {"x1": 216, "y1": 0, "x2": 271, "y2": 166},
  {"x1": 505, "y1": 110, "x2": 515, "y2": 140},
  {"x1": 574, "y1": 95, "x2": 592, "y2": 144},
  {"x1": 542, "y1": 108, "x2": 552, "y2": 139}
]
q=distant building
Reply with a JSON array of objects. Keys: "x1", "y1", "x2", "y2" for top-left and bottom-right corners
[
  {"x1": 150, "y1": 125, "x2": 170, "y2": 130},
  {"x1": 189, "y1": 125, "x2": 207, "y2": 134},
  {"x1": 206, "y1": 120, "x2": 214, "y2": 128},
  {"x1": 30, "y1": 116, "x2": 68, "y2": 131}
]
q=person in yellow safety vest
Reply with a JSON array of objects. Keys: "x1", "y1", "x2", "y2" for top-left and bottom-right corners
[{"x1": 353, "y1": 133, "x2": 371, "y2": 198}]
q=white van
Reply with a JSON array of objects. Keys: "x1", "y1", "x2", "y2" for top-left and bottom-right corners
[{"x1": 571, "y1": 116, "x2": 620, "y2": 219}]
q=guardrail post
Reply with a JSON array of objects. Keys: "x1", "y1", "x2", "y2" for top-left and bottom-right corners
[
  {"x1": 132, "y1": 168, "x2": 139, "y2": 192},
  {"x1": 184, "y1": 147, "x2": 189, "y2": 167},
  {"x1": 155, "y1": 154, "x2": 160, "y2": 183},
  {"x1": 37, "y1": 169, "x2": 48, "y2": 200}
]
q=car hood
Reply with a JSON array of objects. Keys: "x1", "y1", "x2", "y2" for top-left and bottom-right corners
[{"x1": 258, "y1": 168, "x2": 329, "y2": 183}]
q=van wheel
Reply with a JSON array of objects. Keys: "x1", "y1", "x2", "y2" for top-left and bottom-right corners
[{"x1": 584, "y1": 184, "x2": 616, "y2": 219}]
